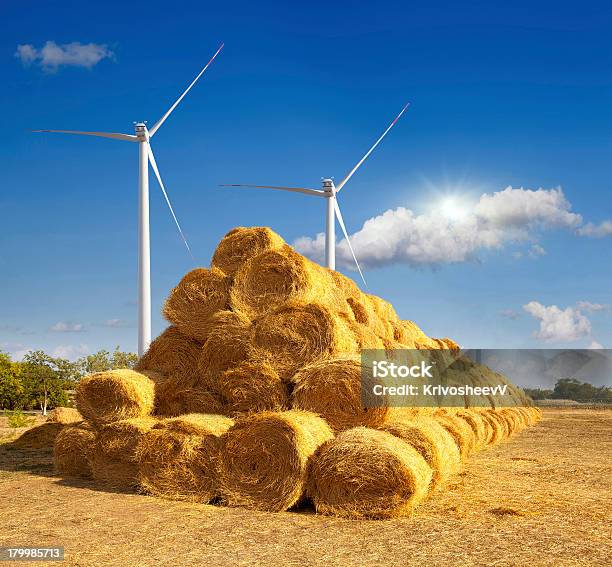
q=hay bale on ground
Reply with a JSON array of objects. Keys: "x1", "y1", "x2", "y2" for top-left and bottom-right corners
[
  {"x1": 76, "y1": 369, "x2": 155, "y2": 426},
  {"x1": 211, "y1": 226, "x2": 286, "y2": 277},
  {"x1": 454, "y1": 409, "x2": 489, "y2": 450},
  {"x1": 229, "y1": 247, "x2": 342, "y2": 319},
  {"x1": 379, "y1": 417, "x2": 461, "y2": 490},
  {"x1": 476, "y1": 409, "x2": 504, "y2": 444},
  {"x1": 291, "y1": 357, "x2": 388, "y2": 432},
  {"x1": 162, "y1": 267, "x2": 230, "y2": 341},
  {"x1": 307, "y1": 427, "x2": 432, "y2": 519},
  {"x1": 217, "y1": 410, "x2": 333, "y2": 512},
  {"x1": 434, "y1": 411, "x2": 477, "y2": 459},
  {"x1": 135, "y1": 326, "x2": 202, "y2": 388},
  {"x1": 196, "y1": 310, "x2": 252, "y2": 389},
  {"x1": 54, "y1": 424, "x2": 95, "y2": 477},
  {"x1": 12, "y1": 422, "x2": 63, "y2": 449},
  {"x1": 219, "y1": 361, "x2": 289, "y2": 416},
  {"x1": 46, "y1": 407, "x2": 82, "y2": 424},
  {"x1": 136, "y1": 413, "x2": 234, "y2": 502},
  {"x1": 92, "y1": 417, "x2": 157, "y2": 491},
  {"x1": 249, "y1": 302, "x2": 358, "y2": 381},
  {"x1": 480, "y1": 409, "x2": 509, "y2": 441}
]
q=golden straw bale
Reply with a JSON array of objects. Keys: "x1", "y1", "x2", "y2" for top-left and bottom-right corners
[
  {"x1": 219, "y1": 361, "x2": 289, "y2": 416},
  {"x1": 229, "y1": 246, "x2": 340, "y2": 319},
  {"x1": 249, "y1": 302, "x2": 358, "y2": 381},
  {"x1": 54, "y1": 424, "x2": 95, "y2": 477},
  {"x1": 291, "y1": 357, "x2": 389, "y2": 432},
  {"x1": 481, "y1": 409, "x2": 509, "y2": 440},
  {"x1": 135, "y1": 326, "x2": 202, "y2": 388},
  {"x1": 162, "y1": 267, "x2": 230, "y2": 341},
  {"x1": 46, "y1": 407, "x2": 82, "y2": 424},
  {"x1": 476, "y1": 409, "x2": 504, "y2": 444},
  {"x1": 379, "y1": 417, "x2": 461, "y2": 490},
  {"x1": 136, "y1": 413, "x2": 234, "y2": 502},
  {"x1": 12, "y1": 422, "x2": 64, "y2": 449},
  {"x1": 211, "y1": 226, "x2": 286, "y2": 277},
  {"x1": 347, "y1": 319, "x2": 386, "y2": 350},
  {"x1": 307, "y1": 427, "x2": 432, "y2": 519},
  {"x1": 154, "y1": 379, "x2": 224, "y2": 417},
  {"x1": 197, "y1": 310, "x2": 252, "y2": 388},
  {"x1": 92, "y1": 417, "x2": 157, "y2": 491},
  {"x1": 433, "y1": 411, "x2": 477, "y2": 459},
  {"x1": 499, "y1": 408, "x2": 522, "y2": 434},
  {"x1": 217, "y1": 410, "x2": 333, "y2": 512},
  {"x1": 454, "y1": 409, "x2": 489, "y2": 450},
  {"x1": 76, "y1": 369, "x2": 155, "y2": 426}
]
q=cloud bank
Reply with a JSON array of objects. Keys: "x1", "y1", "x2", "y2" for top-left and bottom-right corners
[
  {"x1": 294, "y1": 187, "x2": 582, "y2": 269},
  {"x1": 15, "y1": 41, "x2": 113, "y2": 72}
]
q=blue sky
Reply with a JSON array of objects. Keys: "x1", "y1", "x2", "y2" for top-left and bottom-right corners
[{"x1": 1, "y1": 0, "x2": 612, "y2": 359}]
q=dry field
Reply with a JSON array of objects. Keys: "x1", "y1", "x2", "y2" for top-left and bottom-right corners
[{"x1": 0, "y1": 409, "x2": 610, "y2": 567}]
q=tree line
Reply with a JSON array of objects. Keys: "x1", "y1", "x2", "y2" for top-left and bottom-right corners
[
  {"x1": 0, "y1": 348, "x2": 137, "y2": 414},
  {"x1": 524, "y1": 378, "x2": 612, "y2": 403}
]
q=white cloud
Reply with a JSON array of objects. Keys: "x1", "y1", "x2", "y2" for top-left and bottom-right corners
[
  {"x1": 588, "y1": 340, "x2": 604, "y2": 349},
  {"x1": 523, "y1": 301, "x2": 592, "y2": 342},
  {"x1": 577, "y1": 220, "x2": 612, "y2": 238},
  {"x1": 500, "y1": 309, "x2": 521, "y2": 320},
  {"x1": 528, "y1": 244, "x2": 546, "y2": 258},
  {"x1": 52, "y1": 344, "x2": 90, "y2": 360},
  {"x1": 15, "y1": 41, "x2": 113, "y2": 72},
  {"x1": 50, "y1": 321, "x2": 85, "y2": 333},
  {"x1": 576, "y1": 301, "x2": 609, "y2": 313},
  {"x1": 294, "y1": 186, "x2": 582, "y2": 269},
  {"x1": 0, "y1": 342, "x2": 31, "y2": 361},
  {"x1": 103, "y1": 318, "x2": 129, "y2": 328}
]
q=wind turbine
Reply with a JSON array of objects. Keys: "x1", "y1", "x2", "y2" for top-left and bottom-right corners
[
  {"x1": 222, "y1": 102, "x2": 409, "y2": 286},
  {"x1": 34, "y1": 43, "x2": 224, "y2": 356}
]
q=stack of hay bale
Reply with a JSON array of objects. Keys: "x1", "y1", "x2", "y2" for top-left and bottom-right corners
[{"x1": 54, "y1": 227, "x2": 541, "y2": 519}]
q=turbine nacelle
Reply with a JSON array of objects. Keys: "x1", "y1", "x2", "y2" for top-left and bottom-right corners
[{"x1": 134, "y1": 123, "x2": 149, "y2": 142}]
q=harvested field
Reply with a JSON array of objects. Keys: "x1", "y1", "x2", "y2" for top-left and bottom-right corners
[{"x1": 1, "y1": 409, "x2": 610, "y2": 567}]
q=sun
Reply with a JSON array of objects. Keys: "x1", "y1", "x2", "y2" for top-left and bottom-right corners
[{"x1": 438, "y1": 196, "x2": 469, "y2": 221}]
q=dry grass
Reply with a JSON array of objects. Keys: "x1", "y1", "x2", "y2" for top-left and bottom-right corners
[{"x1": 0, "y1": 409, "x2": 610, "y2": 566}]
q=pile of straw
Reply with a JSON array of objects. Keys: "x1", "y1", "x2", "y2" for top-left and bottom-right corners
[
  {"x1": 54, "y1": 226, "x2": 542, "y2": 519},
  {"x1": 46, "y1": 407, "x2": 82, "y2": 424}
]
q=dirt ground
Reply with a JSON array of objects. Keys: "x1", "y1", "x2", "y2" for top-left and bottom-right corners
[{"x1": 1, "y1": 409, "x2": 610, "y2": 567}]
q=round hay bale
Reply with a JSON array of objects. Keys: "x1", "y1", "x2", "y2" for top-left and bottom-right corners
[
  {"x1": 475, "y1": 409, "x2": 504, "y2": 444},
  {"x1": 346, "y1": 318, "x2": 386, "y2": 350},
  {"x1": 379, "y1": 416, "x2": 461, "y2": 490},
  {"x1": 197, "y1": 310, "x2": 252, "y2": 387},
  {"x1": 54, "y1": 424, "x2": 95, "y2": 477},
  {"x1": 498, "y1": 408, "x2": 522, "y2": 434},
  {"x1": 250, "y1": 302, "x2": 358, "y2": 381},
  {"x1": 433, "y1": 411, "x2": 476, "y2": 459},
  {"x1": 291, "y1": 357, "x2": 389, "y2": 432},
  {"x1": 229, "y1": 247, "x2": 337, "y2": 319},
  {"x1": 46, "y1": 407, "x2": 82, "y2": 425},
  {"x1": 307, "y1": 427, "x2": 432, "y2": 519},
  {"x1": 217, "y1": 410, "x2": 333, "y2": 512},
  {"x1": 154, "y1": 380, "x2": 225, "y2": 417},
  {"x1": 76, "y1": 369, "x2": 155, "y2": 426},
  {"x1": 163, "y1": 267, "x2": 230, "y2": 341},
  {"x1": 12, "y1": 422, "x2": 63, "y2": 449},
  {"x1": 211, "y1": 226, "x2": 286, "y2": 277},
  {"x1": 92, "y1": 417, "x2": 157, "y2": 491},
  {"x1": 454, "y1": 409, "x2": 489, "y2": 450},
  {"x1": 135, "y1": 326, "x2": 202, "y2": 388},
  {"x1": 481, "y1": 409, "x2": 509, "y2": 441},
  {"x1": 219, "y1": 361, "x2": 289, "y2": 416},
  {"x1": 136, "y1": 413, "x2": 234, "y2": 502}
]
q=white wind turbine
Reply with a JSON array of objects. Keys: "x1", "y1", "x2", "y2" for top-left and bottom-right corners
[
  {"x1": 222, "y1": 103, "x2": 409, "y2": 285},
  {"x1": 34, "y1": 43, "x2": 224, "y2": 356}
]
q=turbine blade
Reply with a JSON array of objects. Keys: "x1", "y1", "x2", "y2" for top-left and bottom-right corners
[
  {"x1": 335, "y1": 102, "x2": 410, "y2": 192},
  {"x1": 333, "y1": 198, "x2": 367, "y2": 287},
  {"x1": 149, "y1": 43, "x2": 224, "y2": 137},
  {"x1": 220, "y1": 184, "x2": 325, "y2": 197},
  {"x1": 147, "y1": 143, "x2": 195, "y2": 261},
  {"x1": 32, "y1": 129, "x2": 137, "y2": 142}
]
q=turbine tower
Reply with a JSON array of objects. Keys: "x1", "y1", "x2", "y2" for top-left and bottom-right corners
[
  {"x1": 222, "y1": 102, "x2": 409, "y2": 285},
  {"x1": 35, "y1": 43, "x2": 224, "y2": 356}
]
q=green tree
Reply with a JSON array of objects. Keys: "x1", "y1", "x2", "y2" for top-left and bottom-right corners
[
  {"x1": 20, "y1": 351, "x2": 71, "y2": 414},
  {"x1": 0, "y1": 352, "x2": 25, "y2": 409},
  {"x1": 77, "y1": 347, "x2": 138, "y2": 374}
]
